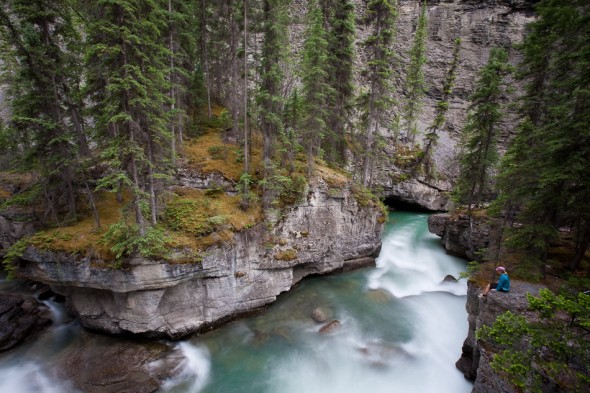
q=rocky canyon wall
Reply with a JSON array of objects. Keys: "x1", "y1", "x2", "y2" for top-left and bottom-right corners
[
  {"x1": 367, "y1": 0, "x2": 537, "y2": 210},
  {"x1": 14, "y1": 180, "x2": 384, "y2": 339}
]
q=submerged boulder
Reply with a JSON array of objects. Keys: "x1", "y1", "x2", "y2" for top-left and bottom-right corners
[
  {"x1": 319, "y1": 320, "x2": 341, "y2": 334},
  {"x1": 311, "y1": 307, "x2": 329, "y2": 323}
]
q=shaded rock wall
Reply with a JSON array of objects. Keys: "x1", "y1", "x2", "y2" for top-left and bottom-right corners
[
  {"x1": 15, "y1": 181, "x2": 384, "y2": 339},
  {"x1": 428, "y1": 212, "x2": 493, "y2": 260},
  {"x1": 457, "y1": 280, "x2": 543, "y2": 393},
  {"x1": 0, "y1": 292, "x2": 51, "y2": 352}
]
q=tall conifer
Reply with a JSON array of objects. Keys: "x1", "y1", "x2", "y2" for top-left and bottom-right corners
[
  {"x1": 453, "y1": 47, "x2": 511, "y2": 212},
  {"x1": 402, "y1": 0, "x2": 428, "y2": 146},
  {"x1": 359, "y1": 0, "x2": 398, "y2": 187},
  {"x1": 85, "y1": 0, "x2": 171, "y2": 236}
]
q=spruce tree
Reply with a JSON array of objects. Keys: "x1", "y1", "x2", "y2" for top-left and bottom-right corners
[
  {"x1": 453, "y1": 47, "x2": 511, "y2": 212},
  {"x1": 359, "y1": 0, "x2": 398, "y2": 187},
  {"x1": 0, "y1": 0, "x2": 89, "y2": 223},
  {"x1": 402, "y1": 0, "x2": 428, "y2": 146},
  {"x1": 257, "y1": 0, "x2": 289, "y2": 208},
  {"x1": 84, "y1": 0, "x2": 171, "y2": 239},
  {"x1": 300, "y1": 0, "x2": 332, "y2": 176},
  {"x1": 494, "y1": 0, "x2": 590, "y2": 272},
  {"x1": 412, "y1": 37, "x2": 461, "y2": 177},
  {"x1": 323, "y1": 0, "x2": 355, "y2": 166}
]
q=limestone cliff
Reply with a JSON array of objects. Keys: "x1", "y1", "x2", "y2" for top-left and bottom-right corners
[
  {"x1": 13, "y1": 180, "x2": 384, "y2": 339},
  {"x1": 368, "y1": 0, "x2": 536, "y2": 210},
  {"x1": 456, "y1": 280, "x2": 543, "y2": 393},
  {"x1": 427, "y1": 212, "x2": 494, "y2": 260}
]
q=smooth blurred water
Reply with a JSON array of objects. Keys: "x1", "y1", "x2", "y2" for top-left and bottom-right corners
[
  {"x1": 161, "y1": 212, "x2": 473, "y2": 393},
  {"x1": 0, "y1": 212, "x2": 472, "y2": 393}
]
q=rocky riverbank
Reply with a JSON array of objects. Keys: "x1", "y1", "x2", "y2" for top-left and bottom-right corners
[
  {"x1": 11, "y1": 179, "x2": 384, "y2": 339},
  {"x1": 427, "y1": 212, "x2": 495, "y2": 261},
  {"x1": 456, "y1": 280, "x2": 544, "y2": 393}
]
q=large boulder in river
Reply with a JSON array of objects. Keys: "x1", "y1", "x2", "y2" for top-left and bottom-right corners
[
  {"x1": 54, "y1": 331, "x2": 181, "y2": 393},
  {"x1": 0, "y1": 293, "x2": 51, "y2": 352}
]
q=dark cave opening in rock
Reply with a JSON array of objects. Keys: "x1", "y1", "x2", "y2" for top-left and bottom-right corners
[{"x1": 383, "y1": 196, "x2": 438, "y2": 213}]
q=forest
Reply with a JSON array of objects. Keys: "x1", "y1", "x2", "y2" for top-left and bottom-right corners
[{"x1": 1, "y1": 0, "x2": 589, "y2": 390}]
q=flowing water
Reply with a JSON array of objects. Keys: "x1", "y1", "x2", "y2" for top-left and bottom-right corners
[
  {"x1": 0, "y1": 212, "x2": 473, "y2": 392},
  {"x1": 161, "y1": 211, "x2": 473, "y2": 393}
]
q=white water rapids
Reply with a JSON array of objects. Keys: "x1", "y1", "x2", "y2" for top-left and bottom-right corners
[{"x1": 0, "y1": 212, "x2": 473, "y2": 393}]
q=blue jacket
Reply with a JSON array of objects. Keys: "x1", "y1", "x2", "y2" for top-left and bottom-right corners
[{"x1": 497, "y1": 273, "x2": 510, "y2": 292}]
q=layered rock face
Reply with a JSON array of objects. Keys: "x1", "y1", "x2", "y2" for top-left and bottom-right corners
[
  {"x1": 427, "y1": 212, "x2": 493, "y2": 260},
  {"x1": 373, "y1": 0, "x2": 536, "y2": 210},
  {"x1": 14, "y1": 181, "x2": 384, "y2": 339},
  {"x1": 456, "y1": 280, "x2": 543, "y2": 393}
]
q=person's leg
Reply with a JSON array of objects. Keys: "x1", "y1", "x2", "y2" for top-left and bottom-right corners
[{"x1": 483, "y1": 283, "x2": 491, "y2": 296}]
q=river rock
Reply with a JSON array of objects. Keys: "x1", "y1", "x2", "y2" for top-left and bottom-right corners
[
  {"x1": 441, "y1": 274, "x2": 458, "y2": 283},
  {"x1": 0, "y1": 293, "x2": 51, "y2": 352},
  {"x1": 15, "y1": 180, "x2": 384, "y2": 339},
  {"x1": 54, "y1": 331, "x2": 181, "y2": 393},
  {"x1": 311, "y1": 307, "x2": 328, "y2": 323},
  {"x1": 319, "y1": 320, "x2": 341, "y2": 334}
]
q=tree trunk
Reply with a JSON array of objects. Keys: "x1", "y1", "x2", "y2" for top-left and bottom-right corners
[{"x1": 570, "y1": 219, "x2": 590, "y2": 271}]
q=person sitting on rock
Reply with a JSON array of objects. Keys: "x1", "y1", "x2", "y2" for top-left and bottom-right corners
[{"x1": 483, "y1": 266, "x2": 510, "y2": 296}]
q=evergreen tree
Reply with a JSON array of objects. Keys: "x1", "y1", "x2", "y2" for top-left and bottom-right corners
[
  {"x1": 0, "y1": 0, "x2": 90, "y2": 223},
  {"x1": 402, "y1": 0, "x2": 428, "y2": 146},
  {"x1": 493, "y1": 0, "x2": 590, "y2": 272},
  {"x1": 257, "y1": 0, "x2": 289, "y2": 208},
  {"x1": 300, "y1": 0, "x2": 332, "y2": 176},
  {"x1": 453, "y1": 47, "x2": 511, "y2": 212},
  {"x1": 359, "y1": 0, "x2": 398, "y2": 187},
  {"x1": 323, "y1": 0, "x2": 355, "y2": 166},
  {"x1": 166, "y1": 0, "x2": 200, "y2": 164},
  {"x1": 84, "y1": 0, "x2": 171, "y2": 238},
  {"x1": 412, "y1": 37, "x2": 461, "y2": 177}
]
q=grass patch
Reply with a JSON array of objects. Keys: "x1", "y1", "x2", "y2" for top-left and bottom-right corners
[
  {"x1": 29, "y1": 192, "x2": 122, "y2": 259},
  {"x1": 162, "y1": 187, "x2": 263, "y2": 254},
  {"x1": 315, "y1": 162, "x2": 349, "y2": 188},
  {"x1": 183, "y1": 118, "x2": 263, "y2": 183}
]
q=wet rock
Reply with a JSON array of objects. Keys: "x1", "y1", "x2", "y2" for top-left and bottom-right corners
[
  {"x1": 357, "y1": 342, "x2": 413, "y2": 368},
  {"x1": 319, "y1": 320, "x2": 341, "y2": 334},
  {"x1": 0, "y1": 293, "x2": 51, "y2": 352},
  {"x1": 367, "y1": 289, "x2": 393, "y2": 303},
  {"x1": 441, "y1": 274, "x2": 458, "y2": 283},
  {"x1": 311, "y1": 307, "x2": 328, "y2": 323},
  {"x1": 428, "y1": 213, "x2": 494, "y2": 260},
  {"x1": 54, "y1": 331, "x2": 181, "y2": 393}
]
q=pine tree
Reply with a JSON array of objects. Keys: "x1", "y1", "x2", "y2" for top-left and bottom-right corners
[
  {"x1": 257, "y1": 0, "x2": 289, "y2": 208},
  {"x1": 453, "y1": 47, "x2": 511, "y2": 212},
  {"x1": 402, "y1": 0, "x2": 428, "y2": 146},
  {"x1": 359, "y1": 0, "x2": 398, "y2": 187},
  {"x1": 412, "y1": 37, "x2": 461, "y2": 177}
]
